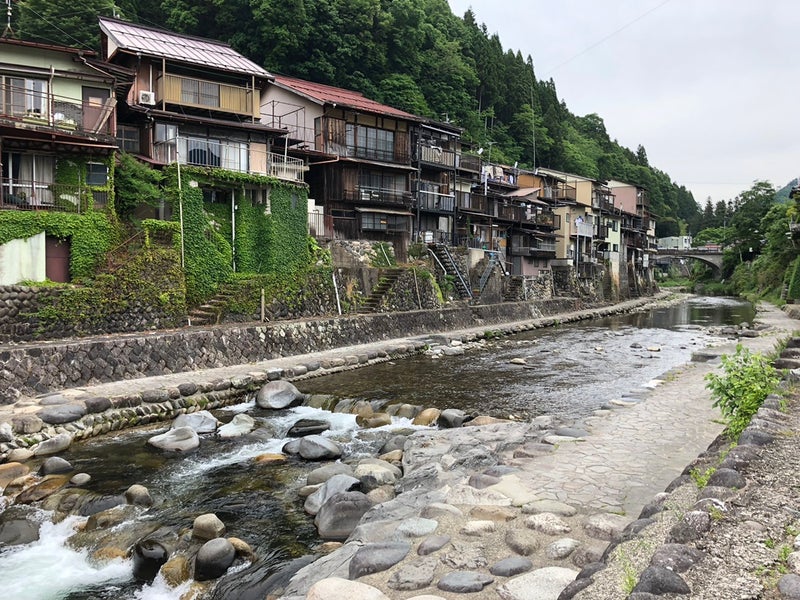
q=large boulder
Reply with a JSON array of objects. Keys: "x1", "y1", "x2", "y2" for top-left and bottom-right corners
[
  {"x1": 217, "y1": 414, "x2": 256, "y2": 439},
  {"x1": 298, "y1": 435, "x2": 343, "y2": 461},
  {"x1": 287, "y1": 418, "x2": 331, "y2": 437},
  {"x1": 132, "y1": 539, "x2": 169, "y2": 582},
  {"x1": 256, "y1": 380, "x2": 304, "y2": 409},
  {"x1": 195, "y1": 538, "x2": 236, "y2": 581},
  {"x1": 307, "y1": 462, "x2": 355, "y2": 485},
  {"x1": 437, "y1": 409, "x2": 467, "y2": 428},
  {"x1": 33, "y1": 433, "x2": 73, "y2": 456},
  {"x1": 39, "y1": 457, "x2": 73, "y2": 475},
  {"x1": 172, "y1": 411, "x2": 220, "y2": 434},
  {"x1": 307, "y1": 577, "x2": 390, "y2": 600},
  {"x1": 349, "y1": 541, "x2": 411, "y2": 579},
  {"x1": 314, "y1": 491, "x2": 374, "y2": 540},
  {"x1": 148, "y1": 427, "x2": 200, "y2": 452},
  {"x1": 304, "y1": 474, "x2": 361, "y2": 516}
]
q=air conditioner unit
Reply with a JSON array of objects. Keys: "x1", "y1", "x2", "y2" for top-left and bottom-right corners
[{"x1": 138, "y1": 90, "x2": 156, "y2": 106}]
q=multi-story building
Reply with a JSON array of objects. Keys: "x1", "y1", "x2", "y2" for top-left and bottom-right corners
[{"x1": 0, "y1": 37, "x2": 124, "y2": 283}]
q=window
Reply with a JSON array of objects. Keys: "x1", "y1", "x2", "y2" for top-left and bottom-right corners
[
  {"x1": 2, "y1": 152, "x2": 55, "y2": 204},
  {"x1": 86, "y1": 162, "x2": 108, "y2": 186},
  {"x1": 181, "y1": 79, "x2": 220, "y2": 108},
  {"x1": 3, "y1": 77, "x2": 46, "y2": 116},
  {"x1": 361, "y1": 212, "x2": 408, "y2": 232},
  {"x1": 117, "y1": 126, "x2": 140, "y2": 153},
  {"x1": 154, "y1": 123, "x2": 178, "y2": 163},
  {"x1": 247, "y1": 187, "x2": 270, "y2": 214},
  {"x1": 346, "y1": 123, "x2": 395, "y2": 161},
  {"x1": 612, "y1": 244, "x2": 619, "y2": 252}
]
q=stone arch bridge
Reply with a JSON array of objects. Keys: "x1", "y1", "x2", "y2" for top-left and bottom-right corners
[{"x1": 657, "y1": 248, "x2": 724, "y2": 276}]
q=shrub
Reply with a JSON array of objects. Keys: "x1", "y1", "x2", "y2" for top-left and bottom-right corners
[{"x1": 705, "y1": 344, "x2": 781, "y2": 438}]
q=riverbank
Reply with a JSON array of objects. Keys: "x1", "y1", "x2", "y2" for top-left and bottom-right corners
[
  {"x1": 275, "y1": 301, "x2": 800, "y2": 600},
  {"x1": 0, "y1": 293, "x2": 676, "y2": 459}
]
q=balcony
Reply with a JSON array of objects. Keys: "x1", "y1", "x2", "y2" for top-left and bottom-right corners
[
  {"x1": 0, "y1": 83, "x2": 115, "y2": 139},
  {"x1": 416, "y1": 190, "x2": 455, "y2": 212},
  {"x1": 266, "y1": 153, "x2": 306, "y2": 183},
  {"x1": 457, "y1": 193, "x2": 487, "y2": 214},
  {"x1": 416, "y1": 144, "x2": 456, "y2": 168},
  {"x1": 1, "y1": 179, "x2": 105, "y2": 213},
  {"x1": 157, "y1": 73, "x2": 254, "y2": 118},
  {"x1": 343, "y1": 186, "x2": 413, "y2": 206},
  {"x1": 541, "y1": 183, "x2": 577, "y2": 203},
  {"x1": 523, "y1": 210, "x2": 560, "y2": 229},
  {"x1": 511, "y1": 238, "x2": 556, "y2": 256},
  {"x1": 457, "y1": 154, "x2": 482, "y2": 173}
]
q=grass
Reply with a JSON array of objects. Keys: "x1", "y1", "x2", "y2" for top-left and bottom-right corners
[{"x1": 690, "y1": 465, "x2": 717, "y2": 489}]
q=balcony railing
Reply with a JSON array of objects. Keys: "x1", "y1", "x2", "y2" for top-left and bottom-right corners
[
  {"x1": 526, "y1": 211, "x2": 560, "y2": 229},
  {"x1": 0, "y1": 179, "x2": 105, "y2": 213},
  {"x1": 457, "y1": 154, "x2": 482, "y2": 173},
  {"x1": 343, "y1": 186, "x2": 413, "y2": 206},
  {"x1": 457, "y1": 193, "x2": 487, "y2": 213},
  {"x1": 0, "y1": 83, "x2": 115, "y2": 137},
  {"x1": 157, "y1": 73, "x2": 254, "y2": 118},
  {"x1": 153, "y1": 138, "x2": 306, "y2": 183},
  {"x1": 417, "y1": 190, "x2": 455, "y2": 212},
  {"x1": 541, "y1": 184, "x2": 577, "y2": 202},
  {"x1": 416, "y1": 144, "x2": 457, "y2": 168},
  {"x1": 511, "y1": 238, "x2": 556, "y2": 255}
]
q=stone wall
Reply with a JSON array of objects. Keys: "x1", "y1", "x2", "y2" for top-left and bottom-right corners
[
  {"x1": 0, "y1": 298, "x2": 588, "y2": 405},
  {"x1": 0, "y1": 285, "x2": 61, "y2": 342}
]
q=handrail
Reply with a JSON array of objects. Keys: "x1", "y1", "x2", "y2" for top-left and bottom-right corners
[
  {"x1": 478, "y1": 251, "x2": 501, "y2": 294},
  {"x1": 427, "y1": 244, "x2": 473, "y2": 300}
]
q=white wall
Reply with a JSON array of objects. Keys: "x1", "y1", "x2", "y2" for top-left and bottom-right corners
[{"x1": 0, "y1": 232, "x2": 46, "y2": 284}]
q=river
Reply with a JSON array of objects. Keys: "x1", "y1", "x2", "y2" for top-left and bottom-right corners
[{"x1": 0, "y1": 296, "x2": 754, "y2": 600}]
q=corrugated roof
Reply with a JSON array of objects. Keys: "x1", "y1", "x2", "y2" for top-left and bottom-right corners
[
  {"x1": 273, "y1": 75, "x2": 418, "y2": 120},
  {"x1": 99, "y1": 17, "x2": 271, "y2": 78}
]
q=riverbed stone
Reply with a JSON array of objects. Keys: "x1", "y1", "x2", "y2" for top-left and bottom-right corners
[
  {"x1": 217, "y1": 414, "x2": 255, "y2": 439},
  {"x1": 6, "y1": 448, "x2": 34, "y2": 462},
  {"x1": 778, "y1": 574, "x2": 800, "y2": 599},
  {"x1": 437, "y1": 408, "x2": 467, "y2": 428},
  {"x1": 160, "y1": 555, "x2": 191, "y2": 587},
  {"x1": 11, "y1": 414, "x2": 43, "y2": 434},
  {"x1": 0, "y1": 506, "x2": 40, "y2": 545},
  {"x1": 0, "y1": 421, "x2": 13, "y2": 442},
  {"x1": 366, "y1": 485, "x2": 396, "y2": 504},
  {"x1": 505, "y1": 529, "x2": 540, "y2": 556},
  {"x1": 125, "y1": 484, "x2": 153, "y2": 507},
  {"x1": 37, "y1": 403, "x2": 86, "y2": 424},
  {"x1": 195, "y1": 537, "x2": 236, "y2": 581},
  {"x1": 70, "y1": 473, "x2": 91, "y2": 486},
  {"x1": 307, "y1": 462, "x2": 354, "y2": 485},
  {"x1": 667, "y1": 510, "x2": 712, "y2": 544},
  {"x1": 522, "y1": 500, "x2": 577, "y2": 517},
  {"x1": 33, "y1": 432, "x2": 73, "y2": 456},
  {"x1": 173, "y1": 411, "x2": 219, "y2": 433},
  {"x1": 413, "y1": 408, "x2": 441, "y2": 426},
  {"x1": 349, "y1": 541, "x2": 411, "y2": 579},
  {"x1": 490, "y1": 556, "x2": 533, "y2": 577},
  {"x1": 442, "y1": 541, "x2": 488, "y2": 569},
  {"x1": 496, "y1": 566, "x2": 579, "y2": 600},
  {"x1": 437, "y1": 571, "x2": 493, "y2": 593},
  {"x1": 705, "y1": 467, "x2": 746, "y2": 489},
  {"x1": 461, "y1": 520, "x2": 497, "y2": 536},
  {"x1": 314, "y1": 491, "x2": 374, "y2": 540},
  {"x1": 388, "y1": 556, "x2": 439, "y2": 590},
  {"x1": 256, "y1": 380, "x2": 304, "y2": 409},
  {"x1": 299, "y1": 435, "x2": 343, "y2": 460},
  {"x1": 193, "y1": 513, "x2": 226, "y2": 541},
  {"x1": 545, "y1": 538, "x2": 580, "y2": 560},
  {"x1": 418, "y1": 534, "x2": 451, "y2": 555},
  {"x1": 357, "y1": 412, "x2": 392, "y2": 428},
  {"x1": 307, "y1": 577, "x2": 390, "y2": 600},
  {"x1": 650, "y1": 543, "x2": 707, "y2": 572},
  {"x1": 39, "y1": 456, "x2": 73, "y2": 475},
  {"x1": 132, "y1": 538, "x2": 169, "y2": 582},
  {"x1": 525, "y1": 512, "x2": 572, "y2": 535},
  {"x1": 0, "y1": 462, "x2": 29, "y2": 489},
  {"x1": 148, "y1": 427, "x2": 199, "y2": 452},
  {"x1": 583, "y1": 513, "x2": 630, "y2": 541},
  {"x1": 396, "y1": 517, "x2": 439, "y2": 538},
  {"x1": 631, "y1": 565, "x2": 691, "y2": 595},
  {"x1": 304, "y1": 474, "x2": 360, "y2": 516},
  {"x1": 288, "y1": 418, "x2": 331, "y2": 437}
]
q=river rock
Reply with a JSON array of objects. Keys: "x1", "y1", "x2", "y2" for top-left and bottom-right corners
[
  {"x1": 367, "y1": 485, "x2": 396, "y2": 504},
  {"x1": 356, "y1": 413, "x2": 392, "y2": 428},
  {"x1": 39, "y1": 456, "x2": 73, "y2": 475},
  {"x1": 525, "y1": 512, "x2": 572, "y2": 535},
  {"x1": 256, "y1": 380, "x2": 304, "y2": 409},
  {"x1": 437, "y1": 571, "x2": 493, "y2": 593},
  {"x1": 349, "y1": 541, "x2": 411, "y2": 578},
  {"x1": 160, "y1": 555, "x2": 191, "y2": 587},
  {"x1": 354, "y1": 460, "x2": 400, "y2": 490},
  {"x1": 37, "y1": 404, "x2": 86, "y2": 425},
  {"x1": 71, "y1": 473, "x2": 91, "y2": 486},
  {"x1": 148, "y1": 427, "x2": 199, "y2": 452},
  {"x1": 12, "y1": 414, "x2": 43, "y2": 434},
  {"x1": 288, "y1": 418, "x2": 331, "y2": 437},
  {"x1": 195, "y1": 537, "x2": 236, "y2": 581},
  {"x1": 307, "y1": 462, "x2": 354, "y2": 485},
  {"x1": 14, "y1": 475, "x2": 69, "y2": 504},
  {"x1": 583, "y1": 513, "x2": 630, "y2": 541},
  {"x1": 193, "y1": 513, "x2": 226, "y2": 541},
  {"x1": 505, "y1": 529, "x2": 540, "y2": 556},
  {"x1": 650, "y1": 544, "x2": 707, "y2": 572},
  {"x1": 437, "y1": 408, "x2": 467, "y2": 428},
  {"x1": 218, "y1": 414, "x2": 256, "y2": 438},
  {"x1": 304, "y1": 474, "x2": 361, "y2": 516},
  {"x1": 125, "y1": 484, "x2": 154, "y2": 507},
  {"x1": 380, "y1": 434, "x2": 409, "y2": 453},
  {"x1": 172, "y1": 411, "x2": 219, "y2": 433},
  {"x1": 0, "y1": 462, "x2": 30, "y2": 489},
  {"x1": 388, "y1": 556, "x2": 439, "y2": 590},
  {"x1": 6, "y1": 448, "x2": 34, "y2": 462},
  {"x1": 496, "y1": 566, "x2": 579, "y2": 600},
  {"x1": 33, "y1": 432, "x2": 73, "y2": 456},
  {"x1": 523, "y1": 500, "x2": 577, "y2": 517},
  {"x1": 490, "y1": 556, "x2": 533, "y2": 577},
  {"x1": 545, "y1": 538, "x2": 581, "y2": 559},
  {"x1": 132, "y1": 539, "x2": 169, "y2": 582},
  {"x1": 0, "y1": 506, "x2": 40, "y2": 545},
  {"x1": 314, "y1": 491, "x2": 374, "y2": 540},
  {"x1": 307, "y1": 577, "x2": 390, "y2": 600},
  {"x1": 396, "y1": 517, "x2": 439, "y2": 538},
  {"x1": 413, "y1": 408, "x2": 441, "y2": 426},
  {"x1": 0, "y1": 421, "x2": 12, "y2": 442},
  {"x1": 631, "y1": 565, "x2": 690, "y2": 595},
  {"x1": 418, "y1": 534, "x2": 451, "y2": 555},
  {"x1": 299, "y1": 435, "x2": 342, "y2": 460}
]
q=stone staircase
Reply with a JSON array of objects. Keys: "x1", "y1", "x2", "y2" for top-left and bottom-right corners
[
  {"x1": 427, "y1": 243, "x2": 473, "y2": 301},
  {"x1": 187, "y1": 283, "x2": 241, "y2": 326},
  {"x1": 359, "y1": 268, "x2": 404, "y2": 312},
  {"x1": 503, "y1": 275, "x2": 524, "y2": 302}
]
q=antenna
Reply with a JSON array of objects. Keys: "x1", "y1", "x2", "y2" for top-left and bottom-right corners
[{"x1": 2, "y1": 0, "x2": 13, "y2": 38}]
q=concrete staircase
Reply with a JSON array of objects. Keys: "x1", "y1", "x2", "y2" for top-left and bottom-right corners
[
  {"x1": 187, "y1": 283, "x2": 240, "y2": 326},
  {"x1": 427, "y1": 243, "x2": 473, "y2": 301},
  {"x1": 359, "y1": 269, "x2": 404, "y2": 312}
]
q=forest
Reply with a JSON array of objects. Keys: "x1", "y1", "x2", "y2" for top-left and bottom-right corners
[{"x1": 13, "y1": 0, "x2": 701, "y2": 234}]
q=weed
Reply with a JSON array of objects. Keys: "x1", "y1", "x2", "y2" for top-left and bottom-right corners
[
  {"x1": 708, "y1": 505, "x2": 725, "y2": 521},
  {"x1": 690, "y1": 466, "x2": 716, "y2": 489},
  {"x1": 765, "y1": 538, "x2": 776, "y2": 549}
]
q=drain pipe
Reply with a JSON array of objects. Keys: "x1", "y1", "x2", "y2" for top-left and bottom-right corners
[{"x1": 332, "y1": 269, "x2": 342, "y2": 315}]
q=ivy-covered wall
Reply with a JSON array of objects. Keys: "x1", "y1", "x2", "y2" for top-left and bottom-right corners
[
  {"x1": 54, "y1": 154, "x2": 115, "y2": 213},
  {"x1": 164, "y1": 165, "x2": 310, "y2": 305}
]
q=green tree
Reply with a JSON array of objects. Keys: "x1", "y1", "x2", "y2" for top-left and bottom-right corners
[
  {"x1": 15, "y1": 0, "x2": 121, "y2": 50},
  {"x1": 114, "y1": 153, "x2": 163, "y2": 221}
]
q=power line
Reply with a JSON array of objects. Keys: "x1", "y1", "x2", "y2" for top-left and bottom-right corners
[
  {"x1": 14, "y1": 2, "x2": 95, "y2": 50},
  {"x1": 541, "y1": 0, "x2": 674, "y2": 76}
]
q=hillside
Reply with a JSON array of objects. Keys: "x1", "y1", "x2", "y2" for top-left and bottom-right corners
[{"x1": 15, "y1": 0, "x2": 699, "y2": 226}]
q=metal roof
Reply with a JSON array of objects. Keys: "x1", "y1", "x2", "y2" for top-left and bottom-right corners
[
  {"x1": 99, "y1": 17, "x2": 272, "y2": 78},
  {"x1": 273, "y1": 75, "x2": 418, "y2": 120}
]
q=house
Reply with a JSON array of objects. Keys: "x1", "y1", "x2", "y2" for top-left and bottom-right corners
[
  {"x1": 608, "y1": 179, "x2": 657, "y2": 293},
  {"x1": 0, "y1": 37, "x2": 124, "y2": 284},
  {"x1": 98, "y1": 18, "x2": 310, "y2": 301},
  {"x1": 262, "y1": 75, "x2": 419, "y2": 261}
]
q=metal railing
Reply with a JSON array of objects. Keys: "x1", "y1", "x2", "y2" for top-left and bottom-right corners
[
  {"x1": 416, "y1": 145, "x2": 457, "y2": 168},
  {"x1": 343, "y1": 186, "x2": 413, "y2": 206},
  {"x1": 417, "y1": 190, "x2": 455, "y2": 212},
  {"x1": 541, "y1": 183, "x2": 577, "y2": 202},
  {"x1": 0, "y1": 179, "x2": 105, "y2": 212},
  {"x1": 0, "y1": 83, "x2": 115, "y2": 137},
  {"x1": 457, "y1": 154, "x2": 482, "y2": 172}
]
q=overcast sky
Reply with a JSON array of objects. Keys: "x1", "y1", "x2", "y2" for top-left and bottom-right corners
[{"x1": 447, "y1": 0, "x2": 798, "y2": 205}]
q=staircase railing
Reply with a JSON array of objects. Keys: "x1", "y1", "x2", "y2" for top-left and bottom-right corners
[
  {"x1": 478, "y1": 251, "x2": 501, "y2": 295},
  {"x1": 428, "y1": 244, "x2": 472, "y2": 300}
]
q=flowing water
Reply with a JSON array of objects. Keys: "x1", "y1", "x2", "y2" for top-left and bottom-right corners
[{"x1": 0, "y1": 296, "x2": 754, "y2": 599}]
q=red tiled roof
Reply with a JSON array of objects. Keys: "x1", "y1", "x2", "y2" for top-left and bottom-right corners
[
  {"x1": 99, "y1": 17, "x2": 271, "y2": 78},
  {"x1": 273, "y1": 75, "x2": 418, "y2": 120}
]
